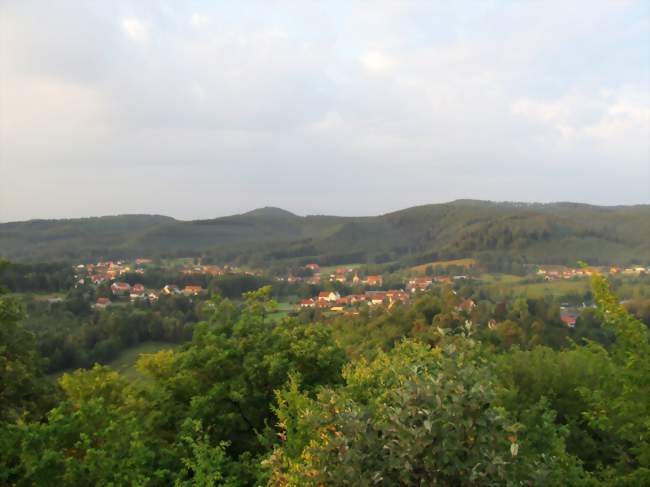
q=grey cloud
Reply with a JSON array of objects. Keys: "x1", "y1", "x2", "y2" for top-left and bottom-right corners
[{"x1": 0, "y1": 0, "x2": 648, "y2": 222}]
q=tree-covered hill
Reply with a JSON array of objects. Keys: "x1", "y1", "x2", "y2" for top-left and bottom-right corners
[{"x1": 1, "y1": 201, "x2": 648, "y2": 265}]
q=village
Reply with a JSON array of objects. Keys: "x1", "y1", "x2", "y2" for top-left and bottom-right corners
[
  {"x1": 72, "y1": 258, "x2": 650, "y2": 320},
  {"x1": 73, "y1": 259, "x2": 248, "y2": 309}
]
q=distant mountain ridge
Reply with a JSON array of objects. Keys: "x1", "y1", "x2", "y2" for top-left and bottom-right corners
[{"x1": 1, "y1": 201, "x2": 649, "y2": 266}]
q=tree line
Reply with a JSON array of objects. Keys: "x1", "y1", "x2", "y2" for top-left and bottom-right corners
[{"x1": 1, "y1": 258, "x2": 649, "y2": 484}]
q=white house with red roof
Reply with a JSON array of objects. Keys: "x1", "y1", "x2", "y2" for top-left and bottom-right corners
[
  {"x1": 318, "y1": 291, "x2": 340, "y2": 306},
  {"x1": 111, "y1": 282, "x2": 131, "y2": 296},
  {"x1": 364, "y1": 275, "x2": 383, "y2": 287},
  {"x1": 300, "y1": 298, "x2": 316, "y2": 308}
]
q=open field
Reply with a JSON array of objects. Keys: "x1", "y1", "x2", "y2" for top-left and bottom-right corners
[
  {"x1": 106, "y1": 341, "x2": 182, "y2": 380},
  {"x1": 478, "y1": 274, "x2": 523, "y2": 284},
  {"x1": 411, "y1": 258, "x2": 476, "y2": 274},
  {"x1": 8, "y1": 292, "x2": 66, "y2": 301},
  {"x1": 268, "y1": 301, "x2": 294, "y2": 320},
  {"x1": 317, "y1": 263, "x2": 363, "y2": 276},
  {"x1": 483, "y1": 276, "x2": 591, "y2": 298},
  {"x1": 49, "y1": 341, "x2": 182, "y2": 382}
]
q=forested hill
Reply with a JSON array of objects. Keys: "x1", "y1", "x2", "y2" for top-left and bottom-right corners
[{"x1": 1, "y1": 201, "x2": 649, "y2": 266}]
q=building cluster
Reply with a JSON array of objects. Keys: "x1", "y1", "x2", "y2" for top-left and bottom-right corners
[
  {"x1": 609, "y1": 266, "x2": 649, "y2": 276},
  {"x1": 536, "y1": 267, "x2": 596, "y2": 281},
  {"x1": 76, "y1": 260, "x2": 147, "y2": 285},
  {"x1": 181, "y1": 265, "x2": 225, "y2": 276},
  {"x1": 300, "y1": 289, "x2": 409, "y2": 311},
  {"x1": 284, "y1": 264, "x2": 384, "y2": 287},
  {"x1": 538, "y1": 265, "x2": 649, "y2": 281},
  {"x1": 94, "y1": 281, "x2": 205, "y2": 309}
]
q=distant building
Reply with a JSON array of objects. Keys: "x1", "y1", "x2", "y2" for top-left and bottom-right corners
[
  {"x1": 300, "y1": 298, "x2": 316, "y2": 308},
  {"x1": 365, "y1": 275, "x2": 383, "y2": 287},
  {"x1": 407, "y1": 277, "x2": 432, "y2": 293},
  {"x1": 456, "y1": 299, "x2": 476, "y2": 313},
  {"x1": 95, "y1": 297, "x2": 111, "y2": 309},
  {"x1": 111, "y1": 282, "x2": 131, "y2": 296},
  {"x1": 163, "y1": 284, "x2": 181, "y2": 295},
  {"x1": 385, "y1": 290, "x2": 409, "y2": 304},
  {"x1": 560, "y1": 313, "x2": 577, "y2": 327},
  {"x1": 368, "y1": 292, "x2": 387, "y2": 306},
  {"x1": 131, "y1": 283, "x2": 145, "y2": 295},
  {"x1": 334, "y1": 273, "x2": 347, "y2": 283},
  {"x1": 318, "y1": 291, "x2": 340, "y2": 306},
  {"x1": 183, "y1": 285, "x2": 204, "y2": 296}
]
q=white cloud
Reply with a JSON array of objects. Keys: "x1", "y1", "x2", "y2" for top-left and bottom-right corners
[
  {"x1": 0, "y1": 1, "x2": 648, "y2": 220},
  {"x1": 122, "y1": 18, "x2": 149, "y2": 42},
  {"x1": 359, "y1": 50, "x2": 395, "y2": 73},
  {"x1": 190, "y1": 14, "x2": 208, "y2": 28}
]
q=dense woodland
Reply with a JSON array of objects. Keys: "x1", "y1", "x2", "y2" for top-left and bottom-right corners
[
  {"x1": 2, "y1": 201, "x2": 649, "y2": 268},
  {"x1": 1, "y1": 255, "x2": 650, "y2": 485}
]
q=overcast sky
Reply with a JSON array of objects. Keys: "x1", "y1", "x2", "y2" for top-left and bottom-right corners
[{"x1": 1, "y1": 1, "x2": 648, "y2": 221}]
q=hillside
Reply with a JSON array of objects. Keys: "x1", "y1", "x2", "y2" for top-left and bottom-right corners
[{"x1": 1, "y1": 201, "x2": 649, "y2": 266}]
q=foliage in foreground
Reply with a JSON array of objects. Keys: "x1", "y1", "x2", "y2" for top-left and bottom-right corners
[
  {"x1": 0, "y1": 266, "x2": 649, "y2": 485},
  {"x1": 267, "y1": 337, "x2": 588, "y2": 486}
]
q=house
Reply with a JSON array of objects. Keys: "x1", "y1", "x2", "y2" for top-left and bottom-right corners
[
  {"x1": 610, "y1": 267, "x2": 621, "y2": 274},
  {"x1": 305, "y1": 273, "x2": 321, "y2": 285},
  {"x1": 365, "y1": 275, "x2": 383, "y2": 287},
  {"x1": 91, "y1": 274, "x2": 108, "y2": 284},
  {"x1": 95, "y1": 297, "x2": 111, "y2": 309},
  {"x1": 131, "y1": 283, "x2": 145, "y2": 295},
  {"x1": 560, "y1": 311, "x2": 578, "y2": 327},
  {"x1": 366, "y1": 291, "x2": 386, "y2": 306},
  {"x1": 305, "y1": 263, "x2": 320, "y2": 271},
  {"x1": 352, "y1": 274, "x2": 361, "y2": 285},
  {"x1": 300, "y1": 298, "x2": 316, "y2": 308},
  {"x1": 318, "y1": 291, "x2": 340, "y2": 305},
  {"x1": 386, "y1": 290, "x2": 409, "y2": 304},
  {"x1": 336, "y1": 296, "x2": 350, "y2": 306},
  {"x1": 407, "y1": 277, "x2": 432, "y2": 293},
  {"x1": 148, "y1": 292, "x2": 159, "y2": 302},
  {"x1": 334, "y1": 273, "x2": 347, "y2": 283},
  {"x1": 111, "y1": 282, "x2": 131, "y2": 296},
  {"x1": 183, "y1": 285, "x2": 204, "y2": 296},
  {"x1": 163, "y1": 284, "x2": 181, "y2": 295},
  {"x1": 456, "y1": 299, "x2": 476, "y2": 313},
  {"x1": 348, "y1": 294, "x2": 366, "y2": 304},
  {"x1": 130, "y1": 283, "x2": 146, "y2": 300}
]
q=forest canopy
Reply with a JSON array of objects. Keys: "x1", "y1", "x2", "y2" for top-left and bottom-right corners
[{"x1": 1, "y1": 261, "x2": 649, "y2": 485}]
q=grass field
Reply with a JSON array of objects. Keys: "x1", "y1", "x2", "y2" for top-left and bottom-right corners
[
  {"x1": 317, "y1": 263, "x2": 363, "y2": 276},
  {"x1": 268, "y1": 301, "x2": 294, "y2": 320},
  {"x1": 478, "y1": 274, "x2": 522, "y2": 284},
  {"x1": 509, "y1": 280, "x2": 591, "y2": 298},
  {"x1": 411, "y1": 258, "x2": 476, "y2": 273},
  {"x1": 106, "y1": 341, "x2": 181, "y2": 380},
  {"x1": 50, "y1": 341, "x2": 182, "y2": 383},
  {"x1": 482, "y1": 276, "x2": 590, "y2": 298}
]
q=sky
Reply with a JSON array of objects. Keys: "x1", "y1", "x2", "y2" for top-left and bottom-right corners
[{"x1": 1, "y1": 0, "x2": 648, "y2": 222}]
